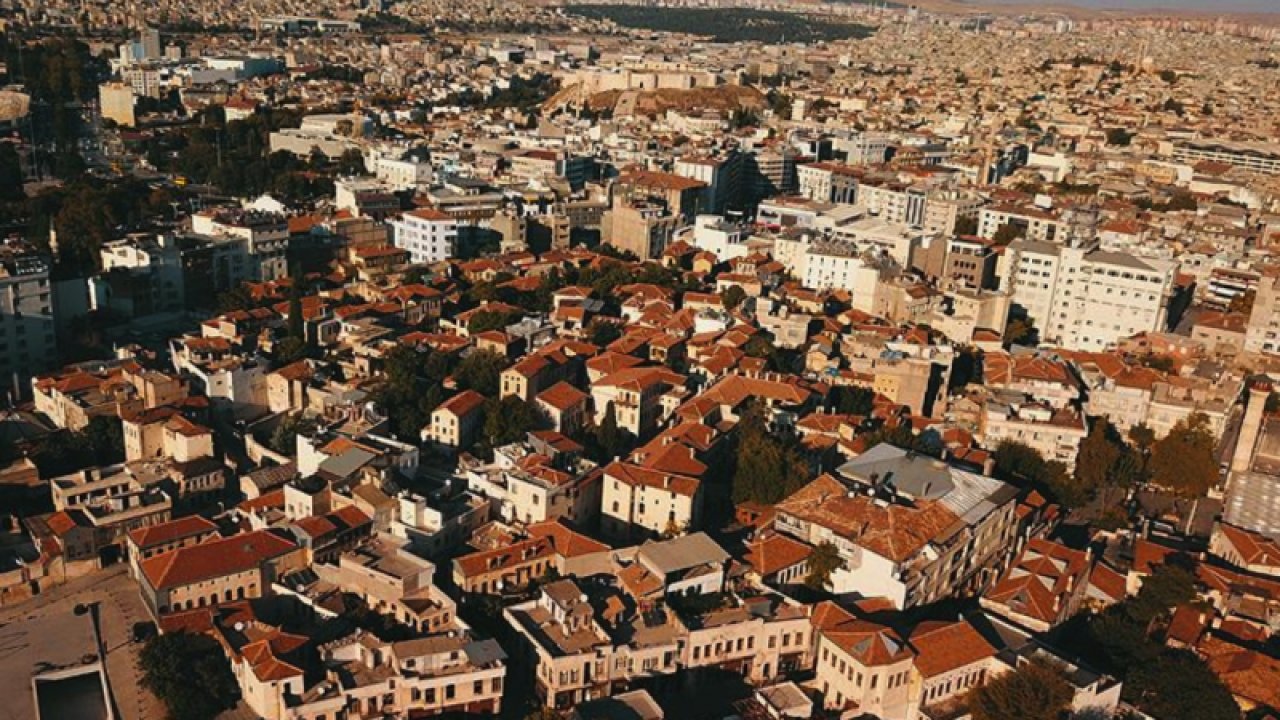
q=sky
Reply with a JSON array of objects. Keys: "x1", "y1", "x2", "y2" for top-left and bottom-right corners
[{"x1": 979, "y1": 0, "x2": 1279, "y2": 10}]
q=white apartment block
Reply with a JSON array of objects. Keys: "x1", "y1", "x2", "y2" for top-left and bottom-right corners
[
  {"x1": 797, "y1": 162, "x2": 859, "y2": 204},
  {"x1": 391, "y1": 208, "x2": 459, "y2": 264},
  {"x1": 1006, "y1": 239, "x2": 1174, "y2": 351},
  {"x1": 690, "y1": 215, "x2": 753, "y2": 261}
]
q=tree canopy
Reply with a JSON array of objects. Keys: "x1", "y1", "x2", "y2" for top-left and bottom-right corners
[
  {"x1": 731, "y1": 404, "x2": 810, "y2": 505},
  {"x1": 453, "y1": 349, "x2": 508, "y2": 397},
  {"x1": 1147, "y1": 413, "x2": 1219, "y2": 497},
  {"x1": 140, "y1": 632, "x2": 239, "y2": 720},
  {"x1": 967, "y1": 657, "x2": 1074, "y2": 720}
]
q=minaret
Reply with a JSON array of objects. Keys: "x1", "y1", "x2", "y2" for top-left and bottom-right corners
[{"x1": 1231, "y1": 382, "x2": 1271, "y2": 475}]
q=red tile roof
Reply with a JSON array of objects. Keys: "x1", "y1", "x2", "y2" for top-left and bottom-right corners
[{"x1": 140, "y1": 530, "x2": 297, "y2": 591}]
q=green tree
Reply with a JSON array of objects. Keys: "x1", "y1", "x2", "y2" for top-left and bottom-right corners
[
  {"x1": 804, "y1": 541, "x2": 842, "y2": 591},
  {"x1": 140, "y1": 632, "x2": 239, "y2": 720},
  {"x1": 954, "y1": 214, "x2": 979, "y2": 236},
  {"x1": 831, "y1": 385, "x2": 876, "y2": 415},
  {"x1": 1106, "y1": 127, "x2": 1134, "y2": 146},
  {"x1": 1148, "y1": 413, "x2": 1218, "y2": 497},
  {"x1": 269, "y1": 413, "x2": 316, "y2": 455},
  {"x1": 479, "y1": 396, "x2": 545, "y2": 452},
  {"x1": 992, "y1": 222, "x2": 1023, "y2": 245},
  {"x1": 1075, "y1": 417, "x2": 1122, "y2": 496},
  {"x1": 721, "y1": 285, "x2": 747, "y2": 310},
  {"x1": 587, "y1": 320, "x2": 622, "y2": 348},
  {"x1": 967, "y1": 657, "x2": 1074, "y2": 720},
  {"x1": 216, "y1": 283, "x2": 256, "y2": 313},
  {"x1": 468, "y1": 309, "x2": 522, "y2": 334},
  {"x1": 1004, "y1": 317, "x2": 1036, "y2": 346},
  {"x1": 0, "y1": 142, "x2": 25, "y2": 202},
  {"x1": 732, "y1": 404, "x2": 810, "y2": 504},
  {"x1": 1128, "y1": 650, "x2": 1239, "y2": 720},
  {"x1": 993, "y1": 440, "x2": 1082, "y2": 508},
  {"x1": 454, "y1": 349, "x2": 507, "y2": 396},
  {"x1": 83, "y1": 415, "x2": 125, "y2": 465},
  {"x1": 595, "y1": 401, "x2": 629, "y2": 462},
  {"x1": 274, "y1": 336, "x2": 310, "y2": 366}
]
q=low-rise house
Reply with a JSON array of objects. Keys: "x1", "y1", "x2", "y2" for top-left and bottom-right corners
[{"x1": 138, "y1": 528, "x2": 304, "y2": 618}]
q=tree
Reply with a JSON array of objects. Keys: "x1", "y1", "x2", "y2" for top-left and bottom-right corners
[
  {"x1": 454, "y1": 350, "x2": 507, "y2": 396},
  {"x1": 0, "y1": 142, "x2": 25, "y2": 202},
  {"x1": 1106, "y1": 127, "x2": 1134, "y2": 146},
  {"x1": 1005, "y1": 317, "x2": 1036, "y2": 346},
  {"x1": 1148, "y1": 413, "x2": 1218, "y2": 497},
  {"x1": 732, "y1": 404, "x2": 810, "y2": 504},
  {"x1": 1128, "y1": 424, "x2": 1156, "y2": 452},
  {"x1": 479, "y1": 396, "x2": 545, "y2": 452},
  {"x1": 993, "y1": 223, "x2": 1023, "y2": 245},
  {"x1": 595, "y1": 401, "x2": 629, "y2": 462},
  {"x1": 831, "y1": 385, "x2": 876, "y2": 416},
  {"x1": 994, "y1": 440, "x2": 1082, "y2": 508},
  {"x1": 805, "y1": 542, "x2": 842, "y2": 591},
  {"x1": 721, "y1": 285, "x2": 747, "y2": 311},
  {"x1": 1128, "y1": 650, "x2": 1239, "y2": 720},
  {"x1": 216, "y1": 283, "x2": 255, "y2": 313},
  {"x1": 274, "y1": 336, "x2": 310, "y2": 366},
  {"x1": 587, "y1": 320, "x2": 622, "y2": 348},
  {"x1": 967, "y1": 657, "x2": 1074, "y2": 720},
  {"x1": 269, "y1": 413, "x2": 317, "y2": 455},
  {"x1": 83, "y1": 415, "x2": 125, "y2": 465},
  {"x1": 1075, "y1": 417, "x2": 1122, "y2": 496},
  {"x1": 468, "y1": 309, "x2": 522, "y2": 334},
  {"x1": 140, "y1": 632, "x2": 238, "y2": 720},
  {"x1": 954, "y1": 215, "x2": 979, "y2": 236},
  {"x1": 337, "y1": 148, "x2": 367, "y2": 176}
]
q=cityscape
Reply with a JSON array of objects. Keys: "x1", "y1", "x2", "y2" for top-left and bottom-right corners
[{"x1": 2, "y1": 1, "x2": 1280, "y2": 719}]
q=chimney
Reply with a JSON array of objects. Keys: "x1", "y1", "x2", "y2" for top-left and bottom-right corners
[{"x1": 1231, "y1": 382, "x2": 1271, "y2": 475}]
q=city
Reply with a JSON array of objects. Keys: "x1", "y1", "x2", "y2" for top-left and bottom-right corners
[{"x1": 1, "y1": 1, "x2": 1279, "y2": 719}]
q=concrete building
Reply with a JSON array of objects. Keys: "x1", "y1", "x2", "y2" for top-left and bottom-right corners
[
  {"x1": 390, "y1": 207, "x2": 459, "y2": 264},
  {"x1": 0, "y1": 241, "x2": 57, "y2": 393},
  {"x1": 774, "y1": 445, "x2": 1021, "y2": 609}
]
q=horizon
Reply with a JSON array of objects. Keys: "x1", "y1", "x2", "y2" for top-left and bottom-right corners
[{"x1": 977, "y1": 0, "x2": 1280, "y2": 12}]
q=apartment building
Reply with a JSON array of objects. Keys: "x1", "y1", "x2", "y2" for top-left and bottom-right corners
[
  {"x1": 505, "y1": 535, "x2": 810, "y2": 710},
  {"x1": 422, "y1": 389, "x2": 485, "y2": 451},
  {"x1": 191, "y1": 209, "x2": 289, "y2": 282},
  {"x1": 0, "y1": 241, "x2": 57, "y2": 390},
  {"x1": 1245, "y1": 267, "x2": 1280, "y2": 355},
  {"x1": 797, "y1": 162, "x2": 860, "y2": 204},
  {"x1": 390, "y1": 207, "x2": 459, "y2": 264},
  {"x1": 979, "y1": 396, "x2": 1089, "y2": 470},
  {"x1": 773, "y1": 445, "x2": 1021, "y2": 609},
  {"x1": 590, "y1": 366, "x2": 685, "y2": 440},
  {"x1": 1006, "y1": 239, "x2": 1175, "y2": 351},
  {"x1": 1172, "y1": 139, "x2": 1280, "y2": 176}
]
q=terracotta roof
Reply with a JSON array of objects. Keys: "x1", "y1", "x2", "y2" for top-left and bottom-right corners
[
  {"x1": 1215, "y1": 522, "x2": 1280, "y2": 567},
  {"x1": 537, "y1": 381, "x2": 589, "y2": 412},
  {"x1": 908, "y1": 620, "x2": 997, "y2": 678},
  {"x1": 603, "y1": 461, "x2": 701, "y2": 498},
  {"x1": 437, "y1": 389, "x2": 486, "y2": 417},
  {"x1": 139, "y1": 530, "x2": 297, "y2": 591},
  {"x1": 128, "y1": 515, "x2": 219, "y2": 550},
  {"x1": 744, "y1": 531, "x2": 813, "y2": 577},
  {"x1": 812, "y1": 601, "x2": 913, "y2": 667},
  {"x1": 774, "y1": 474, "x2": 959, "y2": 563},
  {"x1": 527, "y1": 519, "x2": 611, "y2": 558}
]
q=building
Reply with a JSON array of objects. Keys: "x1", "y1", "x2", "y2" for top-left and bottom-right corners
[
  {"x1": 602, "y1": 202, "x2": 680, "y2": 260},
  {"x1": 137, "y1": 528, "x2": 303, "y2": 618},
  {"x1": 422, "y1": 390, "x2": 485, "y2": 452},
  {"x1": 390, "y1": 207, "x2": 460, "y2": 264},
  {"x1": 1172, "y1": 139, "x2": 1280, "y2": 176},
  {"x1": 1005, "y1": 239, "x2": 1175, "y2": 351},
  {"x1": 600, "y1": 461, "x2": 703, "y2": 541},
  {"x1": 773, "y1": 445, "x2": 1021, "y2": 608},
  {"x1": 99, "y1": 82, "x2": 136, "y2": 127},
  {"x1": 0, "y1": 240, "x2": 56, "y2": 393}
]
